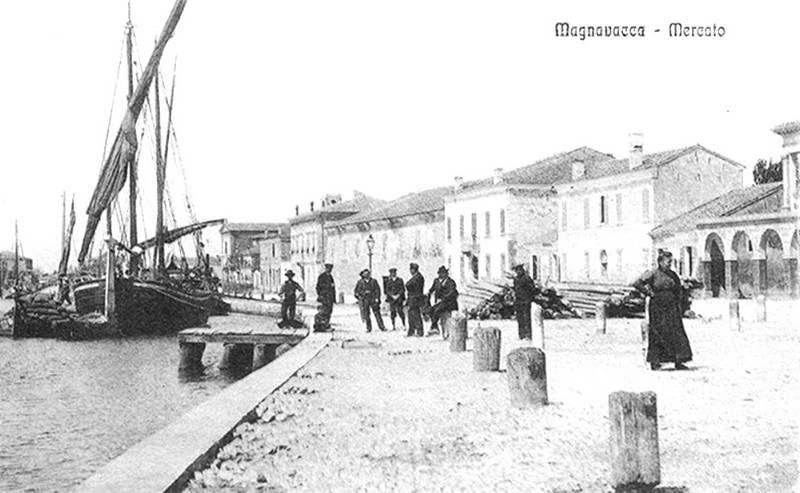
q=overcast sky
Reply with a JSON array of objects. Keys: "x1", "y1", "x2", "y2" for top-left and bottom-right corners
[{"x1": 1, "y1": 1, "x2": 798, "y2": 271}]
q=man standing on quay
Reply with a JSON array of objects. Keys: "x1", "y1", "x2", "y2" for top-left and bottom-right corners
[
  {"x1": 278, "y1": 270, "x2": 304, "y2": 328},
  {"x1": 314, "y1": 263, "x2": 335, "y2": 332},
  {"x1": 405, "y1": 262, "x2": 425, "y2": 337},
  {"x1": 385, "y1": 267, "x2": 406, "y2": 330},
  {"x1": 354, "y1": 269, "x2": 386, "y2": 332},
  {"x1": 427, "y1": 266, "x2": 458, "y2": 337},
  {"x1": 512, "y1": 263, "x2": 538, "y2": 340}
]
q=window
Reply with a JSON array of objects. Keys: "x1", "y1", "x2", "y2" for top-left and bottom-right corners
[
  {"x1": 600, "y1": 196, "x2": 608, "y2": 224},
  {"x1": 272, "y1": 244, "x2": 276, "y2": 258},
  {"x1": 561, "y1": 201, "x2": 568, "y2": 230},
  {"x1": 447, "y1": 217, "x2": 452, "y2": 241},
  {"x1": 500, "y1": 253, "x2": 506, "y2": 272},
  {"x1": 531, "y1": 255, "x2": 539, "y2": 280},
  {"x1": 485, "y1": 254, "x2": 492, "y2": 278},
  {"x1": 471, "y1": 213, "x2": 477, "y2": 239},
  {"x1": 615, "y1": 193, "x2": 623, "y2": 224},
  {"x1": 642, "y1": 188, "x2": 650, "y2": 222},
  {"x1": 224, "y1": 241, "x2": 228, "y2": 255},
  {"x1": 499, "y1": 209, "x2": 506, "y2": 235},
  {"x1": 459, "y1": 255, "x2": 465, "y2": 282},
  {"x1": 616, "y1": 249, "x2": 624, "y2": 277},
  {"x1": 686, "y1": 246, "x2": 694, "y2": 276},
  {"x1": 459, "y1": 215, "x2": 465, "y2": 239},
  {"x1": 600, "y1": 250, "x2": 608, "y2": 277},
  {"x1": 485, "y1": 211, "x2": 491, "y2": 238},
  {"x1": 583, "y1": 198, "x2": 590, "y2": 228}
]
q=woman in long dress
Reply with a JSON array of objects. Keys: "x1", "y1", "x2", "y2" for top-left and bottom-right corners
[{"x1": 633, "y1": 250, "x2": 693, "y2": 370}]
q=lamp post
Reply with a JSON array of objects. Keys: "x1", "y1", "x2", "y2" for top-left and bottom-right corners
[{"x1": 366, "y1": 234, "x2": 375, "y2": 272}]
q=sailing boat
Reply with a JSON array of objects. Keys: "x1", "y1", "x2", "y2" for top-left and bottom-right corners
[{"x1": 72, "y1": 0, "x2": 227, "y2": 335}]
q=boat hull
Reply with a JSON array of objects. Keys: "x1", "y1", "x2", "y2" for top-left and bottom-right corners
[{"x1": 74, "y1": 277, "x2": 214, "y2": 335}]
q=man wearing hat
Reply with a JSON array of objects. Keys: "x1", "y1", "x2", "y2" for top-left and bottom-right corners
[
  {"x1": 354, "y1": 269, "x2": 386, "y2": 332},
  {"x1": 278, "y1": 270, "x2": 304, "y2": 328},
  {"x1": 427, "y1": 265, "x2": 458, "y2": 336},
  {"x1": 384, "y1": 267, "x2": 406, "y2": 330},
  {"x1": 405, "y1": 263, "x2": 425, "y2": 336},
  {"x1": 512, "y1": 263, "x2": 538, "y2": 340},
  {"x1": 314, "y1": 263, "x2": 336, "y2": 332}
]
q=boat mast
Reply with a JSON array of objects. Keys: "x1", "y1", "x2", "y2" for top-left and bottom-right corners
[
  {"x1": 154, "y1": 65, "x2": 166, "y2": 273},
  {"x1": 14, "y1": 220, "x2": 19, "y2": 288},
  {"x1": 61, "y1": 191, "x2": 66, "y2": 254},
  {"x1": 126, "y1": 2, "x2": 139, "y2": 275}
]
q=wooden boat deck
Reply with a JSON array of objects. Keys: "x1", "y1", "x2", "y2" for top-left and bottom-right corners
[{"x1": 177, "y1": 326, "x2": 308, "y2": 345}]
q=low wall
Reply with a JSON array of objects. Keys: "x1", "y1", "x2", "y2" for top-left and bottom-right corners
[{"x1": 77, "y1": 331, "x2": 332, "y2": 493}]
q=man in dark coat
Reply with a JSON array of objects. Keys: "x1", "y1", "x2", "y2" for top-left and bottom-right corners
[
  {"x1": 427, "y1": 265, "x2": 458, "y2": 336},
  {"x1": 633, "y1": 250, "x2": 693, "y2": 370},
  {"x1": 405, "y1": 262, "x2": 425, "y2": 337},
  {"x1": 278, "y1": 270, "x2": 304, "y2": 328},
  {"x1": 385, "y1": 267, "x2": 406, "y2": 330},
  {"x1": 512, "y1": 263, "x2": 538, "y2": 340},
  {"x1": 314, "y1": 263, "x2": 335, "y2": 332},
  {"x1": 354, "y1": 269, "x2": 386, "y2": 332}
]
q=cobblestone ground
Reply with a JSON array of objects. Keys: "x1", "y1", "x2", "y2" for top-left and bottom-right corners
[{"x1": 185, "y1": 302, "x2": 798, "y2": 492}]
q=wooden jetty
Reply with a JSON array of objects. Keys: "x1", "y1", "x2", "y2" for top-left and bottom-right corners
[{"x1": 178, "y1": 326, "x2": 308, "y2": 372}]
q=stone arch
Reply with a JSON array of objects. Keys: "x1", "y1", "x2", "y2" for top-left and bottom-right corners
[
  {"x1": 704, "y1": 233, "x2": 725, "y2": 297},
  {"x1": 760, "y1": 229, "x2": 786, "y2": 295}
]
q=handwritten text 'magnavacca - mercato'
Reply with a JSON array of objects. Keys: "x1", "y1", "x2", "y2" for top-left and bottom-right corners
[{"x1": 554, "y1": 22, "x2": 726, "y2": 40}]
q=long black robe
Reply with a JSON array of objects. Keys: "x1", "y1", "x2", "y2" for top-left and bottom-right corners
[{"x1": 633, "y1": 267, "x2": 693, "y2": 364}]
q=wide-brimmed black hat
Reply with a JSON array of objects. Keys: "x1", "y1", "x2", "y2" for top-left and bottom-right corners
[
  {"x1": 389, "y1": 267, "x2": 397, "y2": 273},
  {"x1": 512, "y1": 263, "x2": 525, "y2": 271},
  {"x1": 324, "y1": 263, "x2": 334, "y2": 268},
  {"x1": 409, "y1": 262, "x2": 419, "y2": 270},
  {"x1": 285, "y1": 270, "x2": 295, "y2": 277},
  {"x1": 359, "y1": 268, "x2": 370, "y2": 276},
  {"x1": 437, "y1": 265, "x2": 448, "y2": 275}
]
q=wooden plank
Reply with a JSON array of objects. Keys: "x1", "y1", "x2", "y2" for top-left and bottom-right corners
[{"x1": 177, "y1": 333, "x2": 305, "y2": 345}]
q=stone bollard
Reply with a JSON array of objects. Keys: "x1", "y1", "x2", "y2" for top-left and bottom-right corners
[
  {"x1": 447, "y1": 312, "x2": 468, "y2": 352},
  {"x1": 179, "y1": 342, "x2": 205, "y2": 370},
  {"x1": 506, "y1": 347, "x2": 548, "y2": 408},
  {"x1": 531, "y1": 303, "x2": 545, "y2": 349},
  {"x1": 756, "y1": 294, "x2": 767, "y2": 322},
  {"x1": 608, "y1": 391, "x2": 660, "y2": 491},
  {"x1": 595, "y1": 301, "x2": 607, "y2": 334},
  {"x1": 473, "y1": 326, "x2": 501, "y2": 371},
  {"x1": 253, "y1": 344, "x2": 277, "y2": 370},
  {"x1": 729, "y1": 299, "x2": 741, "y2": 331},
  {"x1": 219, "y1": 343, "x2": 254, "y2": 371}
]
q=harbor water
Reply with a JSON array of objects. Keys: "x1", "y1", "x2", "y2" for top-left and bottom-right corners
[{"x1": 0, "y1": 301, "x2": 263, "y2": 492}]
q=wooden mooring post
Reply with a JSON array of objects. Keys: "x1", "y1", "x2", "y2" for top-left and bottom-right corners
[
  {"x1": 531, "y1": 303, "x2": 545, "y2": 349},
  {"x1": 473, "y1": 326, "x2": 501, "y2": 371},
  {"x1": 506, "y1": 347, "x2": 547, "y2": 408},
  {"x1": 729, "y1": 299, "x2": 741, "y2": 331},
  {"x1": 178, "y1": 341, "x2": 205, "y2": 370},
  {"x1": 447, "y1": 312, "x2": 468, "y2": 352},
  {"x1": 608, "y1": 391, "x2": 660, "y2": 491}
]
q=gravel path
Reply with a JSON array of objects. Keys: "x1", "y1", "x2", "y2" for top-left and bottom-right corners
[{"x1": 185, "y1": 303, "x2": 798, "y2": 492}]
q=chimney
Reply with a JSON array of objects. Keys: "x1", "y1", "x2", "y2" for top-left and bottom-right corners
[
  {"x1": 772, "y1": 121, "x2": 800, "y2": 210},
  {"x1": 454, "y1": 176, "x2": 464, "y2": 192},
  {"x1": 295, "y1": 205, "x2": 299, "y2": 216},
  {"x1": 571, "y1": 161, "x2": 585, "y2": 180},
  {"x1": 310, "y1": 201, "x2": 315, "y2": 212},
  {"x1": 629, "y1": 132, "x2": 644, "y2": 169},
  {"x1": 493, "y1": 168, "x2": 503, "y2": 185}
]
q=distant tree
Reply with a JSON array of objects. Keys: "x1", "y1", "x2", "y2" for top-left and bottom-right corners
[{"x1": 753, "y1": 158, "x2": 783, "y2": 184}]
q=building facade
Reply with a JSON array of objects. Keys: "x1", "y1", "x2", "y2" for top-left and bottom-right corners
[
  {"x1": 557, "y1": 137, "x2": 744, "y2": 285},
  {"x1": 652, "y1": 122, "x2": 800, "y2": 298},
  {"x1": 219, "y1": 222, "x2": 282, "y2": 286},
  {"x1": 444, "y1": 147, "x2": 613, "y2": 286},
  {"x1": 257, "y1": 225, "x2": 291, "y2": 295},
  {"x1": 289, "y1": 191, "x2": 385, "y2": 293},
  {"x1": 325, "y1": 186, "x2": 451, "y2": 302}
]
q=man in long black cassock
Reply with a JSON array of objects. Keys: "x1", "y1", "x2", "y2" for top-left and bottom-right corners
[
  {"x1": 427, "y1": 265, "x2": 458, "y2": 336},
  {"x1": 512, "y1": 263, "x2": 538, "y2": 340},
  {"x1": 314, "y1": 263, "x2": 335, "y2": 332},
  {"x1": 405, "y1": 262, "x2": 425, "y2": 337},
  {"x1": 278, "y1": 270, "x2": 304, "y2": 328},
  {"x1": 384, "y1": 267, "x2": 406, "y2": 330},
  {"x1": 354, "y1": 269, "x2": 386, "y2": 332}
]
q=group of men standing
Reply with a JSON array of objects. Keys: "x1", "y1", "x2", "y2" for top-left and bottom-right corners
[{"x1": 278, "y1": 258, "x2": 539, "y2": 341}]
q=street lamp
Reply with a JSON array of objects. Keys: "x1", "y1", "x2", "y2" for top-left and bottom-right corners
[{"x1": 366, "y1": 234, "x2": 375, "y2": 272}]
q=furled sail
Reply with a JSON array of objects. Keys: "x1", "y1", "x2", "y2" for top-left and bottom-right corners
[
  {"x1": 134, "y1": 218, "x2": 224, "y2": 251},
  {"x1": 77, "y1": 0, "x2": 188, "y2": 264}
]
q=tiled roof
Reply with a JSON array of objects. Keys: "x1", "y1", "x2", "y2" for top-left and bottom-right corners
[
  {"x1": 567, "y1": 144, "x2": 744, "y2": 183},
  {"x1": 459, "y1": 147, "x2": 615, "y2": 191},
  {"x1": 221, "y1": 222, "x2": 282, "y2": 233},
  {"x1": 649, "y1": 183, "x2": 783, "y2": 239},
  {"x1": 333, "y1": 186, "x2": 453, "y2": 226},
  {"x1": 289, "y1": 191, "x2": 386, "y2": 224}
]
